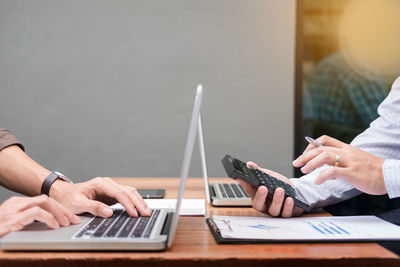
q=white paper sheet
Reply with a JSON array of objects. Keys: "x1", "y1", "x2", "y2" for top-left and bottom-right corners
[
  {"x1": 211, "y1": 215, "x2": 400, "y2": 241},
  {"x1": 112, "y1": 199, "x2": 205, "y2": 216}
]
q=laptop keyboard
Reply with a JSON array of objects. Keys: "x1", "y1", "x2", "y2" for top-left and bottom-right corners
[
  {"x1": 74, "y1": 209, "x2": 161, "y2": 239},
  {"x1": 217, "y1": 183, "x2": 249, "y2": 199}
]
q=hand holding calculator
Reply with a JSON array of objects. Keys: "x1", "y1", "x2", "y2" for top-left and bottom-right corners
[{"x1": 221, "y1": 154, "x2": 311, "y2": 212}]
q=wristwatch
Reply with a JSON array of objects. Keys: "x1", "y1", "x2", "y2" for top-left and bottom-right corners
[{"x1": 40, "y1": 171, "x2": 73, "y2": 196}]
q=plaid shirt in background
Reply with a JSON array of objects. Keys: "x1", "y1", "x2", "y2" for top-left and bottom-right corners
[{"x1": 303, "y1": 53, "x2": 389, "y2": 129}]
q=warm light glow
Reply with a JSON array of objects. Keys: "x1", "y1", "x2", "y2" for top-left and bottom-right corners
[{"x1": 339, "y1": 0, "x2": 400, "y2": 79}]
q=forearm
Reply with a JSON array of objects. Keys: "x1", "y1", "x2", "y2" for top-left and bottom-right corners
[{"x1": 0, "y1": 145, "x2": 51, "y2": 196}]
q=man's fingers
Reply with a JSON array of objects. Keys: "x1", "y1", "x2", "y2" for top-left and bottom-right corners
[
  {"x1": 268, "y1": 188, "x2": 285, "y2": 217},
  {"x1": 39, "y1": 196, "x2": 80, "y2": 226},
  {"x1": 281, "y1": 197, "x2": 294, "y2": 218},
  {"x1": 247, "y1": 161, "x2": 271, "y2": 175},
  {"x1": 238, "y1": 180, "x2": 257, "y2": 199},
  {"x1": 87, "y1": 178, "x2": 130, "y2": 216},
  {"x1": 20, "y1": 195, "x2": 79, "y2": 226},
  {"x1": 315, "y1": 135, "x2": 346, "y2": 148},
  {"x1": 314, "y1": 167, "x2": 347, "y2": 185},
  {"x1": 302, "y1": 143, "x2": 321, "y2": 156},
  {"x1": 300, "y1": 135, "x2": 346, "y2": 158},
  {"x1": 17, "y1": 206, "x2": 60, "y2": 230},
  {"x1": 9, "y1": 195, "x2": 47, "y2": 212},
  {"x1": 246, "y1": 161, "x2": 260, "y2": 170},
  {"x1": 125, "y1": 187, "x2": 152, "y2": 217},
  {"x1": 81, "y1": 199, "x2": 114, "y2": 218},
  {"x1": 113, "y1": 190, "x2": 140, "y2": 217},
  {"x1": 293, "y1": 147, "x2": 323, "y2": 167},
  {"x1": 247, "y1": 161, "x2": 275, "y2": 177},
  {"x1": 294, "y1": 146, "x2": 339, "y2": 168},
  {"x1": 48, "y1": 197, "x2": 80, "y2": 225},
  {"x1": 300, "y1": 151, "x2": 337, "y2": 174},
  {"x1": 108, "y1": 188, "x2": 138, "y2": 217},
  {"x1": 252, "y1": 186, "x2": 268, "y2": 213},
  {"x1": 92, "y1": 178, "x2": 152, "y2": 217}
]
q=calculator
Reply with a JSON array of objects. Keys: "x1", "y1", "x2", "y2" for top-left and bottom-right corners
[{"x1": 221, "y1": 154, "x2": 312, "y2": 211}]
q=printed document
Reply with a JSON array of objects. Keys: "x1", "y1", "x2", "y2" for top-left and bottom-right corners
[{"x1": 212, "y1": 215, "x2": 400, "y2": 241}]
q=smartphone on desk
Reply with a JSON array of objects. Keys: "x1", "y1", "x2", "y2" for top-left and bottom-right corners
[
  {"x1": 137, "y1": 189, "x2": 165, "y2": 199},
  {"x1": 221, "y1": 154, "x2": 311, "y2": 212}
]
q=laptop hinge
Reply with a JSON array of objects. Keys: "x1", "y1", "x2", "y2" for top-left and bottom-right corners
[{"x1": 161, "y1": 212, "x2": 174, "y2": 236}]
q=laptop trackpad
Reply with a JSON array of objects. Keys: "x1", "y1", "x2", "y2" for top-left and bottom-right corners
[{"x1": 3, "y1": 215, "x2": 92, "y2": 241}]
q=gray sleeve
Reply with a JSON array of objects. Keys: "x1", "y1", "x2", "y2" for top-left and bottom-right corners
[{"x1": 0, "y1": 128, "x2": 25, "y2": 151}]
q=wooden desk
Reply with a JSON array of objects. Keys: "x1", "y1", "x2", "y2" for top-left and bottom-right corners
[{"x1": 0, "y1": 177, "x2": 399, "y2": 267}]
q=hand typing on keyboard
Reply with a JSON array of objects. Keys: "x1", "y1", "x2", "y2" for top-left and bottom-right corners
[
  {"x1": 238, "y1": 162, "x2": 304, "y2": 218},
  {"x1": 50, "y1": 177, "x2": 152, "y2": 219},
  {"x1": 0, "y1": 195, "x2": 80, "y2": 238}
]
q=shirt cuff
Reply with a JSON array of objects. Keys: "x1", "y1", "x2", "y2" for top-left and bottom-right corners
[
  {"x1": 383, "y1": 159, "x2": 400, "y2": 198},
  {"x1": 0, "y1": 128, "x2": 24, "y2": 152},
  {"x1": 290, "y1": 165, "x2": 361, "y2": 210}
]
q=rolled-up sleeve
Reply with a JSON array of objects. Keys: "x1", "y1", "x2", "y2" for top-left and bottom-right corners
[{"x1": 0, "y1": 128, "x2": 24, "y2": 151}]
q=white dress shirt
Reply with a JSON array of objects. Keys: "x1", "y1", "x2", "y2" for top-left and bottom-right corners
[{"x1": 291, "y1": 76, "x2": 400, "y2": 209}]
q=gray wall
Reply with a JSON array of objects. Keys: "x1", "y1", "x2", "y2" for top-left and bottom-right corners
[{"x1": 0, "y1": 0, "x2": 295, "y2": 201}]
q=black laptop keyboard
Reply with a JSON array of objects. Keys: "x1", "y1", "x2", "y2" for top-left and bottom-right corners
[
  {"x1": 74, "y1": 209, "x2": 161, "y2": 239},
  {"x1": 218, "y1": 183, "x2": 249, "y2": 199}
]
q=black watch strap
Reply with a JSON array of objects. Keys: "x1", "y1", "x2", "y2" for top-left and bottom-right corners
[{"x1": 40, "y1": 171, "x2": 70, "y2": 196}]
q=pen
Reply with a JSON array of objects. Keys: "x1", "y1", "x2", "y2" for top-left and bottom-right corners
[{"x1": 305, "y1": 136, "x2": 323, "y2": 147}]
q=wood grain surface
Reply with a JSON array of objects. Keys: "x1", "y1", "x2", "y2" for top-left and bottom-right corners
[{"x1": 0, "y1": 177, "x2": 398, "y2": 267}]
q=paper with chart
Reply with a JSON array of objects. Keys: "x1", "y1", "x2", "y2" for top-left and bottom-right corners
[{"x1": 212, "y1": 215, "x2": 400, "y2": 241}]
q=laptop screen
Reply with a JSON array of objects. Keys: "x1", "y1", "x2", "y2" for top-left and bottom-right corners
[{"x1": 167, "y1": 84, "x2": 203, "y2": 248}]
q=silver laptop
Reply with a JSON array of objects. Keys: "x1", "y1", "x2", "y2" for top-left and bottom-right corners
[
  {"x1": 197, "y1": 90, "x2": 251, "y2": 207},
  {"x1": 0, "y1": 85, "x2": 204, "y2": 251}
]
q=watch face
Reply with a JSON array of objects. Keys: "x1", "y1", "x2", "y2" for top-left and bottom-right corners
[
  {"x1": 54, "y1": 171, "x2": 65, "y2": 178},
  {"x1": 54, "y1": 171, "x2": 73, "y2": 183}
]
